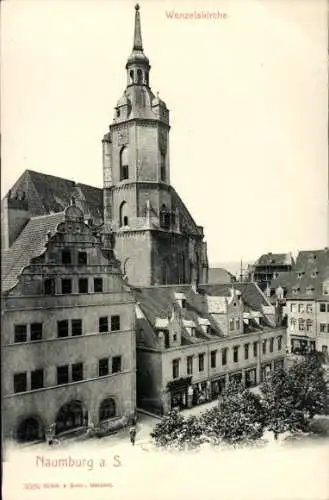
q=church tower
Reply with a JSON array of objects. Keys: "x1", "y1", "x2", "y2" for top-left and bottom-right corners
[{"x1": 102, "y1": 4, "x2": 208, "y2": 286}]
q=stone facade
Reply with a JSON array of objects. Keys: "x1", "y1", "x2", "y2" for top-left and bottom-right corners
[
  {"x1": 102, "y1": 4, "x2": 208, "y2": 287},
  {"x1": 2, "y1": 203, "x2": 136, "y2": 442}
]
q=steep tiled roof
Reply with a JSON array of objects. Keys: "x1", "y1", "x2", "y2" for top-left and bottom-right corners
[
  {"x1": 269, "y1": 249, "x2": 329, "y2": 300},
  {"x1": 1, "y1": 212, "x2": 65, "y2": 293},
  {"x1": 208, "y1": 267, "x2": 234, "y2": 284},
  {"x1": 199, "y1": 282, "x2": 271, "y2": 313},
  {"x1": 255, "y1": 252, "x2": 294, "y2": 267},
  {"x1": 4, "y1": 170, "x2": 103, "y2": 221}
]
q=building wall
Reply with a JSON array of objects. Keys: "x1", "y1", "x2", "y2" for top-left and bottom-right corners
[
  {"x1": 286, "y1": 298, "x2": 322, "y2": 352},
  {"x1": 316, "y1": 299, "x2": 329, "y2": 353},
  {"x1": 114, "y1": 231, "x2": 152, "y2": 285}
]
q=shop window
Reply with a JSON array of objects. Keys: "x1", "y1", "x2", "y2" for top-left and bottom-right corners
[
  {"x1": 111, "y1": 315, "x2": 121, "y2": 331},
  {"x1": 99, "y1": 358, "x2": 109, "y2": 377},
  {"x1": 14, "y1": 372, "x2": 27, "y2": 393},
  {"x1": 112, "y1": 356, "x2": 122, "y2": 373},
  {"x1": 99, "y1": 316, "x2": 108, "y2": 333},
  {"x1": 57, "y1": 320, "x2": 69, "y2": 338},
  {"x1": 78, "y1": 278, "x2": 88, "y2": 293},
  {"x1": 31, "y1": 369, "x2": 44, "y2": 390},
  {"x1": 31, "y1": 323, "x2": 43, "y2": 341},
  {"x1": 14, "y1": 324, "x2": 27, "y2": 343},
  {"x1": 71, "y1": 319, "x2": 82, "y2": 336},
  {"x1": 94, "y1": 277, "x2": 103, "y2": 293},
  {"x1": 57, "y1": 365, "x2": 69, "y2": 385},
  {"x1": 72, "y1": 362, "x2": 83, "y2": 382},
  {"x1": 78, "y1": 251, "x2": 87, "y2": 265},
  {"x1": 61, "y1": 278, "x2": 72, "y2": 294}
]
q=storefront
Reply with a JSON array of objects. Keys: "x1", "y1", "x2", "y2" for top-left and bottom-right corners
[
  {"x1": 291, "y1": 336, "x2": 316, "y2": 354},
  {"x1": 261, "y1": 363, "x2": 272, "y2": 382},
  {"x1": 229, "y1": 371, "x2": 242, "y2": 384},
  {"x1": 211, "y1": 377, "x2": 226, "y2": 399},
  {"x1": 245, "y1": 367, "x2": 257, "y2": 388},
  {"x1": 273, "y1": 358, "x2": 285, "y2": 371},
  {"x1": 167, "y1": 377, "x2": 192, "y2": 411}
]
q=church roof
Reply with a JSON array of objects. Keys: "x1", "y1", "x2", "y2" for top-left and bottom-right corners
[
  {"x1": 1, "y1": 212, "x2": 65, "y2": 293},
  {"x1": 254, "y1": 252, "x2": 294, "y2": 267},
  {"x1": 4, "y1": 170, "x2": 103, "y2": 221},
  {"x1": 208, "y1": 267, "x2": 234, "y2": 284}
]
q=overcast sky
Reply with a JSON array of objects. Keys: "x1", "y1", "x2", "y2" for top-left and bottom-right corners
[{"x1": 1, "y1": 0, "x2": 328, "y2": 264}]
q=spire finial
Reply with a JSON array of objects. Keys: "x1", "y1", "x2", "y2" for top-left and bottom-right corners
[{"x1": 133, "y1": 3, "x2": 143, "y2": 50}]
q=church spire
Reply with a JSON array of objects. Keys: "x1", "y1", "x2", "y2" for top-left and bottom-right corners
[{"x1": 133, "y1": 4, "x2": 143, "y2": 51}]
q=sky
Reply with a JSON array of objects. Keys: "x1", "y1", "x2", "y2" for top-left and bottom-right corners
[{"x1": 1, "y1": 0, "x2": 328, "y2": 265}]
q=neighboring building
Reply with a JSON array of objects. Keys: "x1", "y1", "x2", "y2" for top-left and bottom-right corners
[
  {"x1": 208, "y1": 268, "x2": 235, "y2": 284},
  {"x1": 101, "y1": 4, "x2": 208, "y2": 287},
  {"x1": 271, "y1": 249, "x2": 329, "y2": 356},
  {"x1": 135, "y1": 282, "x2": 286, "y2": 415},
  {"x1": 249, "y1": 252, "x2": 295, "y2": 290},
  {"x1": 1, "y1": 202, "x2": 136, "y2": 443},
  {"x1": 1, "y1": 169, "x2": 103, "y2": 250}
]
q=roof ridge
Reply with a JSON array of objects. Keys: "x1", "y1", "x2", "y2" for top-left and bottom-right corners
[{"x1": 29, "y1": 211, "x2": 65, "y2": 221}]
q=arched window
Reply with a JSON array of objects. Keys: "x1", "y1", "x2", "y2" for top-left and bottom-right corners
[
  {"x1": 160, "y1": 204, "x2": 170, "y2": 230},
  {"x1": 145, "y1": 71, "x2": 149, "y2": 86},
  {"x1": 120, "y1": 201, "x2": 129, "y2": 227},
  {"x1": 55, "y1": 400, "x2": 86, "y2": 435},
  {"x1": 129, "y1": 70, "x2": 134, "y2": 84},
  {"x1": 160, "y1": 153, "x2": 166, "y2": 181},
  {"x1": 120, "y1": 147, "x2": 129, "y2": 180},
  {"x1": 137, "y1": 69, "x2": 143, "y2": 84},
  {"x1": 99, "y1": 398, "x2": 116, "y2": 422},
  {"x1": 16, "y1": 416, "x2": 45, "y2": 443}
]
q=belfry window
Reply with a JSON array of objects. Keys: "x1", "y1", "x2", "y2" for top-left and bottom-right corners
[
  {"x1": 120, "y1": 201, "x2": 129, "y2": 227},
  {"x1": 129, "y1": 70, "x2": 134, "y2": 84},
  {"x1": 120, "y1": 147, "x2": 129, "y2": 180},
  {"x1": 160, "y1": 204, "x2": 170, "y2": 230},
  {"x1": 137, "y1": 69, "x2": 143, "y2": 84},
  {"x1": 145, "y1": 71, "x2": 149, "y2": 86}
]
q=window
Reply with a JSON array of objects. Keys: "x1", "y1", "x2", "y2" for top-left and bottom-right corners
[
  {"x1": 187, "y1": 356, "x2": 193, "y2": 375},
  {"x1": 14, "y1": 324, "x2": 27, "y2": 343},
  {"x1": 181, "y1": 299, "x2": 186, "y2": 308},
  {"x1": 253, "y1": 342, "x2": 258, "y2": 357},
  {"x1": 310, "y1": 341, "x2": 316, "y2": 351},
  {"x1": 78, "y1": 278, "x2": 88, "y2": 294},
  {"x1": 44, "y1": 278, "x2": 55, "y2": 295},
  {"x1": 277, "y1": 336, "x2": 282, "y2": 351},
  {"x1": 269, "y1": 338, "x2": 274, "y2": 353},
  {"x1": 94, "y1": 277, "x2": 103, "y2": 293},
  {"x1": 229, "y1": 318, "x2": 234, "y2": 331},
  {"x1": 235, "y1": 319, "x2": 240, "y2": 330},
  {"x1": 320, "y1": 323, "x2": 327, "y2": 333},
  {"x1": 57, "y1": 365, "x2": 69, "y2": 385},
  {"x1": 99, "y1": 398, "x2": 116, "y2": 421},
  {"x1": 120, "y1": 148, "x2": 129, "y2": 181},
  {"x1": 244, "y1": 344, "x2": 249, "y2": 360},
  {"x1": 290, "y1": 303, "x2": 297, "y2": 313},
  {"x1": 112, "y1": 356, "x2": 122, "y2": 373},
  {"x1": 71, "y1": 319, "x2": 82, "y2": 336},
  {"x1": 320, "y1": 303, "x2": 326, "y2": 313},
  {"x1": 31, "y1": 369, "x2": 44, "y2": 390},
  {"x1": 290, "y1": 317, "x2": 296, "y2": 329},
  {"x1": 30, "y1": 323, "x2": 42, "y2": 341},
  {"x1": 306, "y1": 304, "x2": 313, "y2": 313},
  {"x1": 14, "y1": 372, "x2": 27, "y2": 393},
  {"x1": 99, "y1": 317, "x2": 108, "y2": 333},
  {"x1": 160, "y1": 153, "x2": 166, "y2": 182},
  {"x1": 61, "y1": 250, "x2": 71, "y2": 265},
  {"x1": 99, "y1": 358, "x2": 109, "y2": 377},
  {"x1": 210, "y1": 350, "x2": 217, "y2": 368},
  {"x1": 78, "y1": 251, "x2": 87, "y2": 265},
  {"x1": 120, "y1": 202, "x2": 129, "y2": 227},
  {"x1": 72, "y1": 362, "x2": 83, "y2": 382},
  {"x1": 173, "y1": 333, "x2": 177, "y2": 342},
  {"x1": 233, "y1": 346, "x2": 239, "y2": 363},
  {"x1": 57, "y1": 320, "x2": 69, "y2": 338},
  {"x1": 298, "y1": 304, "x2": 305, "y2": 313},
  {"x1": 198, "y1": 353, "x2": 205, "y2": 372},
  {"x1": 299, "y1": 318, "x2": 305, "y2": 331},
  {"x1": 306, "y1": 319, "x2": 313, "y2": 332},
  {"x1": 172, "y1": 358, "x2": 180, "y2": 379},
  {"x1": 61, "y1": 278, "x2": 72, "y2": 294},
  {"x1": 129, "y1": 70, "x2": 134, "y2": 84},
  {"x1": 262, "y1": 340, "x2": 267, "y2": 355},
  {"x1": 111, "y1": 315, "x2": 121, "y2": 331},
  {"x1": 222, "y1": 348, "x2": 227, "y2": 365},
  {"x1": 322, "y1": 345, "x2": 328, "y2": 355},
  {"x1": 137, "y1": 68, "x2": 143, "y2": 84}
]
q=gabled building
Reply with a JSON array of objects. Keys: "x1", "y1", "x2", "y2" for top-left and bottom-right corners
[
  {"x1": 101, "y1": 4, "x2": 209, "y2": 287},
  {"x1": 1, "y1": 202, "x2": 136, "y2": 443},
  {"x1": 134, "y1": 282, "x2": 286, "y2": 415},
  {"x1": 249, "y1": 252, "x2": 295, "y2": 290},
  {"x1": 270, "y1": 248, "x2": 329, "y2": 356}
]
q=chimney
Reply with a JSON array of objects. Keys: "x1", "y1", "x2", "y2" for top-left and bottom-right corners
[{"x1": 1, "y1": 191, "x2": 30, "y2": 249}]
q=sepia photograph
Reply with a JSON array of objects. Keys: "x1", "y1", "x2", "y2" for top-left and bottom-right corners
[{"x1": 1, "y1": 0, "x2": 329, "y2": 499}]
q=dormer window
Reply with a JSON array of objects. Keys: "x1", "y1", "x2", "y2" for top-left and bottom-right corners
[
  {"x1": 297, "y1": 272, "x2": 304, "y2": 279},
  {"x1": 311, "y1": 270, "x2": 318, "y2": 278}
]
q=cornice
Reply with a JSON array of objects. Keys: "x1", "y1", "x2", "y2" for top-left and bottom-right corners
[{"x1": 110, "y1": 118, "x2": 170, "y2": 131}]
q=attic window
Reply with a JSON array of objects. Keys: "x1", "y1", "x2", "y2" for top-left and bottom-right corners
[
  {"x1": 292, "y1": 287, "x2": 300, "y2": 294},
  {"x1": 306, "y1": 286, "x2": 315, "y2": 294},
  {"x1": 297, "y1": 272, "x2": 304, "y2": 279},
  {"x1": 311, "y1": 271, "x2": 318, "y2": 278}
]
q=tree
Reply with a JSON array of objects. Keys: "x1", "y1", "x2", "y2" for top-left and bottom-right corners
[
  {"x1": 150, "y1": 410, "x2": 203, "y2": 450},
  {"x1": 261, "y1": 355, "x2": 329, "y2": 439},
  {"x1": 200, "y1": 380, "x2": 266, "y2": 445}
]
